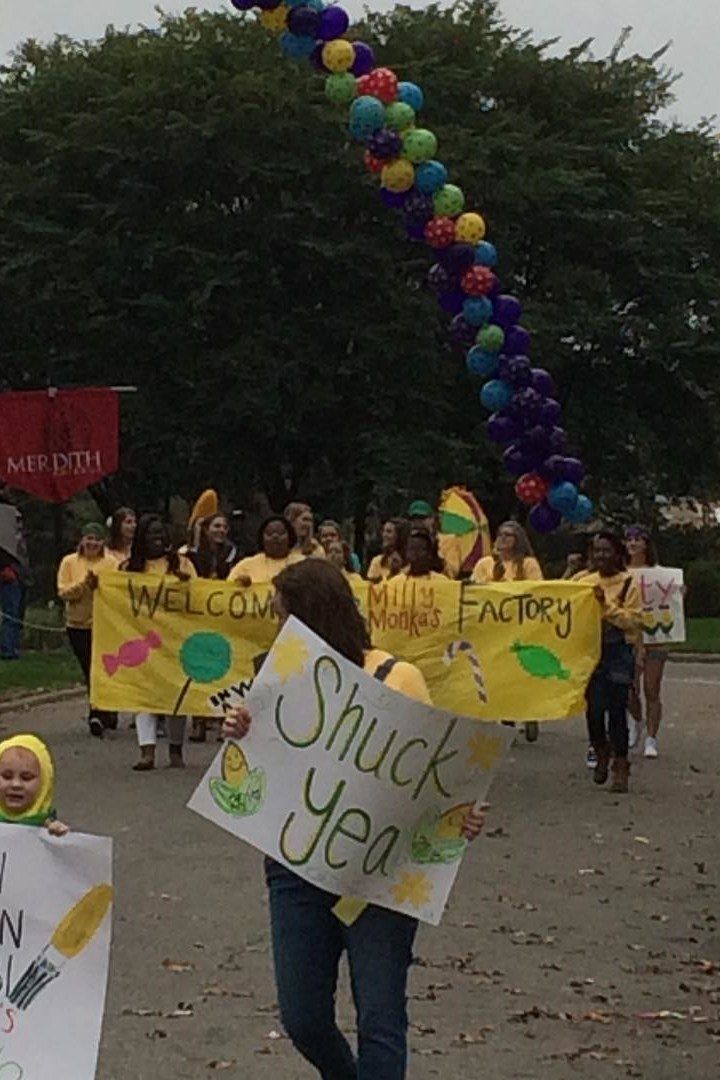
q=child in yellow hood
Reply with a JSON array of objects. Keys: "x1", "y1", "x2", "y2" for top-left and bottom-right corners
[{"x1": 0, "y1": 734, "x2": 69, "y2": 835}]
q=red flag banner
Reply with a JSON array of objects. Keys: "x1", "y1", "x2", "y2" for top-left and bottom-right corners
[{"x1": 0, "y1": 388, "x2": 119, "y2": 502}]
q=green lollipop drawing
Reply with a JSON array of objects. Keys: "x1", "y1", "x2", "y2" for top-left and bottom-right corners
[
  {"x1": 173, "y1": 631, "x2": 232, "y2": 714},
  {"x1": 511, "y1": 641, "x2": 570, "y2": 681}
]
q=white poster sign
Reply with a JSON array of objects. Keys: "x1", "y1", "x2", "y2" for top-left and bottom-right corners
[
  {"x1": 633, "y1": 566, "x2": 686, "y2": 645},
  {"x1": 189, "y1": 618, "x2": 511, "y2": 926},
  {"x1": 0, "y1": 826, "x2": 113, "y2": 1079}
]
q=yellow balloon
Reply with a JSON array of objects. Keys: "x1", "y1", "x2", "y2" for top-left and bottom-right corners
[
  {"x1": 455, "y1": 212, "x2": 486, "y2": 244},
  {"x1": 381, "y1": 159, "x2": 415, "y2": 193},
  {"x1": 260, "y1": 4, "x2": 288, "y2": 31},
  {"x1": 322, "y1": 39, "x2": 355, "y2": 73}
]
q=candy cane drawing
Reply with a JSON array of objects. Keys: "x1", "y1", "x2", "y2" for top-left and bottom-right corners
[{"x1": 444, "y1": 640, "x2": 488, "y2": 704}]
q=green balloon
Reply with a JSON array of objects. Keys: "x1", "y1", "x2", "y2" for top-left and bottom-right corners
[
  {"x1": 325, "y1": 73, "x2": 357, "y2": 106},
  {"x1": 385, "y1": 101, "x2": 415, "y2": 132},
  {"x1": 402, "y1": 128, "x2": 437, "y2": 164},
  {"x1": 476, "y1": 324, "x2": 505, "y2": 353},
  {"x1": 180, "y1": 631, "x2": 232, "y2": 683},
  {"x1": 433, "y1": 184, "x2": 465, "y2": 216}
]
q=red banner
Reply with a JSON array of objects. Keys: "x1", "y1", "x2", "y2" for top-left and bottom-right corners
[{"x1": 0, "y1": 389, "x2": 119, "y2": 502}]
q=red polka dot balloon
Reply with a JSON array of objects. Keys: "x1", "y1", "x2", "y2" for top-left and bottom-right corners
[
  {"x1": 515, "y1": 472, "x2": 549, "y2": 506},
  {"x1": 461, "y1": 264, "x2": 498, "y2": 297},
  {"x1": 424, "y1": 216, "x2": 456, "y2": 249},
  {"x1": 363, "y1": 67, "x2": 398, "y2": 104},
  {"x1": 364, "y1": 150, "x2": 385, "y2": 174}
]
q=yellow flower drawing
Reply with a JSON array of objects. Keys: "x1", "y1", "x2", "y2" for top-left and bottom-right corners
[
  {"x1": 391, "y1": 871, "x2": 433, "y2": 909},
  {"x1": 271, "y1": 634, "x2": 311, "y2": 682},
  {"x1": 467, "y1": 730, "x2": 504, "y2": 771}
]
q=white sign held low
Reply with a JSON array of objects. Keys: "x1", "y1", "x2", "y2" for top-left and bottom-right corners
[{"x1": 633, "y1": 566, "x2": 686, "y2": 645}]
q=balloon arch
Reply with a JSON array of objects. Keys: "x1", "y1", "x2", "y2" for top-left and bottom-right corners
[{"x1": 231, "y1": 0, "x2": 594, "y2": 532}]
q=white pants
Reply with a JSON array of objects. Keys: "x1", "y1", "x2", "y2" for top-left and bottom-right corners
[{"x1": 136, "y1": 713, "x2": 186, "y2": 747}]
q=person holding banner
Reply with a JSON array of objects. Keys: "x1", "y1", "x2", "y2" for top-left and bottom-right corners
[
  {"x1": 624, "y1": 525, "x2": 666, "y2": 759},
  {"x1": 397, "y1": 527, "x2": 447, "y2": 583},
  {"x1": 471, "y1": 521, "x2": 542, "y2": 583},
  {"x1": 120, "y1": 514, "x2": 196, "y2": 770},
  {"x1": 57, "y1": 523, "x2": 117, "y2": 737},
  {"x1": 228, "y1": 516, "x2": 304, "y2": 586},
  {"x1": 325, "y1": 538, "x2": 364, "y2": 587},
  {"x1": 582, "y1": 532, "x2": 643, "y2": 793},
  {"x1": 284, "y1": 502, "x2": 325, "y2": 558},
  {"x1": 187, "y1": 513, "x2": 238, "y2": 581},
  {"x1": 222, "y1": 558, "x2": 486, "y2": 1080},
  {"x1": 105, "y1": 507, "x2": 137, "y2": 565},
  {"x1": 366, "y1": 518, "x2": 408, "y2": 582}
]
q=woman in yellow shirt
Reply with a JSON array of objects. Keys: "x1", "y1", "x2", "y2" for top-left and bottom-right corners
[
  {"x1": 471, "y1": 521, "x2": 542, "y2": 583},
  {"x1": 56, "y1": 522, "x2": 117, "y2": 738},
  {"x1": 105, "y1": 506, "x2": 137, "y2": 565},
  {"x1": 284, "y1": 502, "x2": 325, "y2": 558},
  {"x1": 396, "y1": 527, "x2": 448, "y2": 584},
  {"x1": 221, "y1": 558, "x2": 486, "y2": 1080},
  {"x1": 120, "y1": 514, "x2": 196, "y2": 770},
  {"x1": 581, "y1": 531, "x2": 643, "y2": 793},
  {"x1": 325, "y1": 539, "x2": 364, "y2": 588},
  {"x1": 366, "y1": 518, "x2": 408, "y2": 582},
  {"x1": 228, "y1": 517, "x2": 304, "y2": 586}
]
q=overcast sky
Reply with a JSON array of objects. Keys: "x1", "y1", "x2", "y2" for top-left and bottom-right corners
[{"x1": 0, "y1": 0, "x2": 716, "y2": 128}]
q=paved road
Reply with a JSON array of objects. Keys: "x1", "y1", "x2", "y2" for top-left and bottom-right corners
[{"x1": 2, "y1": 665, "x2": 718, "y2": 1079}]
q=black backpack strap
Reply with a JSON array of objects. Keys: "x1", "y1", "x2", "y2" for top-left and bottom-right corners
[
  {"x1": 374, "y1": 657, "x2": 398, "y2": 683},
  {"x1": 617, "y1": 575, "x2": 633, "y2": 606}
]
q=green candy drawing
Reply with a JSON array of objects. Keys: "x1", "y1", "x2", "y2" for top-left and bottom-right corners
[
  {"x1": 511, "y1": 641, "x2": 570, "y2": 681},
  {"x1": 411, "y1": 804, "x2": 471, "y2": 865},
  {"x1": 210, "y1": 741, "x2": 266, "y2": 817}
]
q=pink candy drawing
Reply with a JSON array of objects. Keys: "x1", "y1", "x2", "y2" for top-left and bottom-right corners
[{"x1": 102, "y1": 630, "x2": 162, "y2": 676}]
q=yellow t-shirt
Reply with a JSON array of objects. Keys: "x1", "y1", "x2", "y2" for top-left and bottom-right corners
[
  {"x1": 57, "y1": 552, "x2": 116, "y2": 629},
  {"x1": 579, "y1": 570, "x2": 643, "y2": 645},
  {"x1": 395, "y1": 570, "x2": 450, "y2": 585},
  {"x1": 363, "y1": 648, "x2": 432, "y2": 705},
  {"x1": 366, "y1": 554, "x2": 393, "y2": 581},
  {"x1": 344, "y1": 571, "x2": 364, "y2": 588},
  {"x1": 104, "y1": 545, "x2": 131, "y2": 566},
  {"x1": 140, "y1": 555, "x2": 197, "y2": 579},
  {"x1": 471, "y1": 555, "x2": 543, "y2": 583},
  {"x1": 228, "y1": 550, "x2": 304, "y2": 585}
]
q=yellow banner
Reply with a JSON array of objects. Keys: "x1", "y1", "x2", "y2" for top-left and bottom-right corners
[{"x1": 91, "y1": 571, "x2": 600, "y2": 720}]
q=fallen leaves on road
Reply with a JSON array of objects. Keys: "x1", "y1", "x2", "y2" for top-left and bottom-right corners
[{"x1": 161, "y1": 958, "x2": 194, "y2": 973}]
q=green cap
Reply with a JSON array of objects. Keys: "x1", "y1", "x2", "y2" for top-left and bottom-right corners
[
  {"x1": 407, "y1": 499, "x2": 434, "y2": 518},
  {"x1": 80, "y1": 521, "x2": 106, "y2": 539}
]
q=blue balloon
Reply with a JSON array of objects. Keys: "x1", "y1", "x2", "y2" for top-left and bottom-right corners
[
  {"x1": 349, "y1": 95, "x2": 386, "y2": 139},
  {"x1": 547, "y1": 481, "x2": 579, "y2": 515},
  {"x1": 466, "y1": 347, "x2": 499, "y2": 377},
  {"x1": 397, "y1": 81, "x2": 424, "y2": 112},
  {"x1": 564, "y1": 494, "x2": 594, "y2": 523},
  {"x1": 480, "y1": 379, "x2": 512, "y2": 411},
  {"x1": 474, "y1": 241, "x2": 498, "y2": 267},
  {"x1": 415, "y1": 160, "x2": 448, "y2": 195},
  {"x1": 279, "y1": 32, "x2": 317, "y2": 59},
  {"x1": 462, "y1": 296, "x2": 493, "y2": 327}
]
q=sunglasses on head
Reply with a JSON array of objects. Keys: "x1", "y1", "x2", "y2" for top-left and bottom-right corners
[{"x1": 624, "y1": 526, "x2": 648, "y2": 540}]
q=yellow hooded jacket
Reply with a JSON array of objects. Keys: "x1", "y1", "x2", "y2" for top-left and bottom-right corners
[{"x1": 0, "y1": 734, "x2": 55, "y2": 827}]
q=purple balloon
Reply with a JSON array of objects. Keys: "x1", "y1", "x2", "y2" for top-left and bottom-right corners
[
  {"x1": 318, "y1": 5, "x2": 350, "y2": 40},
  {"x1": 548, "y1": 426, "x2": 568, "y2": 453},
  {"x1": 512, "y1": 386, "x2": 544, "y2": 423},
  {"x1": 404, "y1": 191, "x2": 434, "y2": 225},
  {"x1": 367, "y1": 129, "x2": 403, "y2": 160},
  {"x1": 538, "y1": 397, "x2": 562, "y2": 427},
  {"x1": 541, "y1": 455, "x2": 585, "y2": 484},
  {"x1": 504, "y1": 325, "x2": 532, "y2": 356},
  {"x1": 230, "y1": 0, "x2": 255, "y2": 8},
  {"x1": 438, "y1": 243, "x2": 476, "y2": 275},
  {"x1": 257, "y1": 0, "x2": 281, "y2": 9},
  {"x1": 406, "y1": 222, "x2": 425, "y2": 241},
  {"x1": 530, "y1": 367, "x2": 556, "y2": 397},
  {"x1": 288, "y1": 6, "x2": 321, "y2": 35},
  {"x1": 529, "y1": 501, "x2": 562, "y2": 534},
  {"x1": 486, "y1": 412, "x2": 522, "y2": 445},
  {"x1": 521, "y1": 424, "x2": 551, "y2": 451},
  {"x1": 380, "y1": 187, "x2": 408, "y2": 209},
  {"x1": 350, "y1": 41, "x2": 375, "y2": 76},
  {"x1": 427, "y1": 263, "x2": 455, "y2": 294},
  {"x1": 493, "y1": 294, "x2": 522, "y2": 328},
  {"x1": 504, "y1": 444, "x2": 541, "y2": 476},
  {"x1": 438, "y1": 289, "x2": 465, "y2": 315},
  {"x1": 450, "y1": 314, "x2": 476, "y2": 345},
  {"x1": 498, "y1": 354, "x2": 531, "y2": 388},
  {"x1": 309, "y1": 41, "x2": 329, "y2": 71}
]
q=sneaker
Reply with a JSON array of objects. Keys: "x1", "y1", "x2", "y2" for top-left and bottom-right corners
[
  {"x1": 628, "y1": 717, "x2": 638, "y2": 749},
  {"x1": 88, "y1": 717, "x2": 104, "y2": 738},
  {"x1": 643, "y1": 736, "x2": 658, "y2": 759},
  {"x1": 586, "y1": 746, "x2": 597, "y2": 769}
]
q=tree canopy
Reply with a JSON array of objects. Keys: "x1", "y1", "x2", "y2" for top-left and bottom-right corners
[{"x1": 1, "y1": 1, "x2": 718, "y2": 527}]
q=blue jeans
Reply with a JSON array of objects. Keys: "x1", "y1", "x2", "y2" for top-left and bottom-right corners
[
  {"x1": 0, "y1": 580, "x2": 23, "y2": 659},
  {"x1": 266, "y1": 860, "x2": 418, "y2": 1079}
]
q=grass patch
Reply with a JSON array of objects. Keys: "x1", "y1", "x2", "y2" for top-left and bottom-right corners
[
  {"x1": 0, "y1": 650, "x2": 82, "y2": 702},
  {"x1": 672, "y1": 618, "x2": 720, "y2": 654}
]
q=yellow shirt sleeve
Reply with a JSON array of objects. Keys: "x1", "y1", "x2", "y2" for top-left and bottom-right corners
[
  {"x1": 471, "y1": 556, "x2": 493, "y2": 583},
  {"x1": 523, "y1": 557, "x2": 544, "y2": 581},
  {"x1": 366, "y1": 554, "x2": 384, "y2": 581},
  {"x1": 56, "y1": 554, "x2": 88, "y2": 602},
  {"x1": 384, "y1": 661, "x2": 433, "y2": 705},
  {"x1": 603, "y1": 576, "x2": 643, "y2": 641}
]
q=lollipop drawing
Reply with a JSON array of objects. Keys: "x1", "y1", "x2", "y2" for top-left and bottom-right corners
[
  {"x1": 444, "y1": 640, "x2": 488, "y2": 703},
  {"x1": 511, "y1": 641, "x2": 570, "y2": 681},
  {"x1": 209, "y1": 741, "x2": 266, "y2": 817},
  {"x1": 173, "y1": 631, "x2": 232, "y2": 715},
  {"x1": 102, "y1": 630, "x2": 162, "y2": 676},
  {"x1": 9, "y1": 884, "x2": 113, "y2": 1010}
]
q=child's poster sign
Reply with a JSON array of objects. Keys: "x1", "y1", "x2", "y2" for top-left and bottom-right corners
[
  {"x1": 188, "y1": 618, "x2": 512, "y2": 926},
  {"x1": 0, "y1": 827, "x2": 113, "y2": 1078},
  {"x1": 633, "y1": 567, "x2": 686, "y2": 645}
]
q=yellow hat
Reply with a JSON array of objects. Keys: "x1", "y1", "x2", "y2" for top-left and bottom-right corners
[
  {"x1": 0, "y1": 734, "x2": 55, "y2": 825},
  {"x1": 189, "y1": 489, "x2": 219, "y2": 527}
]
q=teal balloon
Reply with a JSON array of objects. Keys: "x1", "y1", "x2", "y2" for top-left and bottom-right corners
[
  {"x1": 433, "y1": 184, "x2": 465, "y2": 216},
  {"x1": 564, "y1": 494, "x2": 594, "y2": 523},
  {"x1": 402, "y1": 128, "x2": 437, "y2": 164},
  {"x1": 349, "y1": 95, "x2": 386, "y2": 139},
  {"x1": 463, "y1": 297, "x2": 493, "y2": 327},
  {"x1": 180, "y1": 632, "x2": 232, "y2": 683},
  {"x1": 480, "y1": 379, "x2": 512, "y2": 411},
  {"x1": 415, "y1": 160, "x2": 448, "y2": 194},
  {"x1": 280, "y1": 32, "x2": 317, "y2": 59},
  {"x1": 397, "y1": 81, "x2": 424, "y2": 111},
  {"x1": 466, "y1": 347, "x2": 499, "y2": 377},
  {"x1": 547, "y1": 481, "x2": 579, "y2": 515}
]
